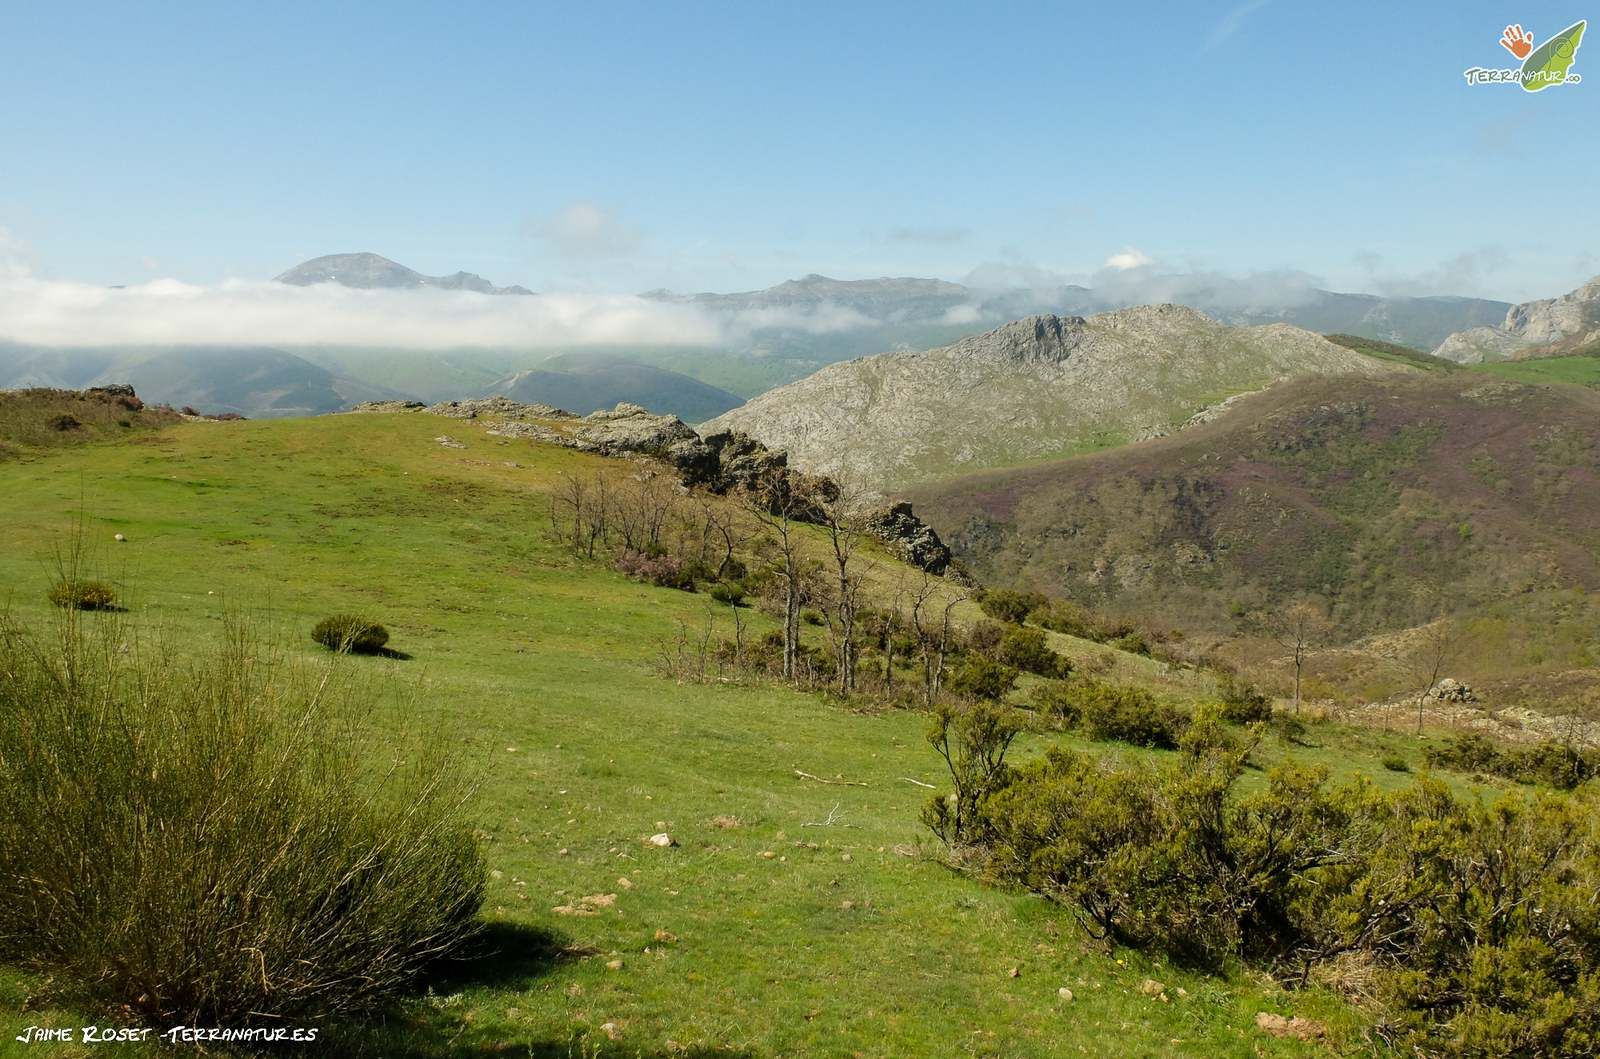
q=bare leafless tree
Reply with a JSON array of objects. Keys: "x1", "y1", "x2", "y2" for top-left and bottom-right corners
[
  {"x1": 1412, "y1": 616, "x2": 1460, "y2": 735},
  {"x1": 1263, "y1": 597, "x2": 1332, "y2": 714},
  {"x1": 818, "y1": 481, "x2": 875, "y2": 694},
  {"x1": 697, "y1": 494, "x2": 753, "y2": 579},
  {"x1": 909, "y1": 569, "x2": 965, "y2": 707},
  {"x1": 744, "y1": 478, "x2": 819, "y2": 683}
]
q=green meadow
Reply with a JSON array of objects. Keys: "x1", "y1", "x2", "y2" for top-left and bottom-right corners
[{"x1": 0, "y1": 412, "x2": 1453, "y2": 1057}]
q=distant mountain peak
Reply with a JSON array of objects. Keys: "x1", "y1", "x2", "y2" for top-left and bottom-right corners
[{"x1": 274, "y1": 253, "x2": 534, "y2": 295}]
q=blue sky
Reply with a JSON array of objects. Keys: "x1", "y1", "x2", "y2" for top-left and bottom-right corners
[{"x1": 1, "y1": 1, "x2": 1596, "y2": 300}]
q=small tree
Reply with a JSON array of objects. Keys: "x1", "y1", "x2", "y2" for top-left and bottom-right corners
[{"x1": 922, "y1": 701, "x2": 1023, "y2": 846}]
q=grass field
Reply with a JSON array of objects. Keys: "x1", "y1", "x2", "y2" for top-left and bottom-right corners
[
  {"x1": 1469, "y1": 353, "x2": 1600, "y2": 387},
  {"x1": 0, "y1": 411, "x2": 1469, "y2": 1057}
]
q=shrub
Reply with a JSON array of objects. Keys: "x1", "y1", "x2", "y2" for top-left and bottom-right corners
[
  {"x1": 48, "y1": 413, "x2": 82, "y2": 431},
  {"x1": 1426, "y1": 733, "x2": 1600, "y2": 790},
  {"x1": 998, "y1": 626, "x2": 1070, "y2": 678},
  {"x1": 966, "y1": 619, "x2": 1006, "y2": 656},
  {"x1": 1031, "y1": 599, "x2": 1100, "y2": 640},
  {"x1": 1109, "y1": 630, "x2": 1150, "y2": 656},
  {"x1": 47, "y1": 578, "x2": 117, "y2": 611},
  {"x1": 1027, "y1": 679, "x2": 1080, "y2": 729},
  {"x1": 1216, "y1": 671, "x2": 1273, "y2": 723},
  {"x1": 613, "y1": 549, "x2": 694, "y2": 590},
  {"x1": 709, "y1": 581, "x2": 746, "y2": 607},
  {"x1": 311, "y1": 614, "x2": 390, "y2": 654},
  {"x1": 1072, "y1": 680, "x2": 1187, "y2": 749},
  {"x1": 955, "y1": 719, "x2": 1600, "y2": 1055},
  {"x1": 0, "y1": 613, "x2": 486, "y2": 1024},
  {"x1": 1381, "y1": 753, "x2": 1410, "y2": 772},
  {"x1": 946, "y1": 656, "x2": 1018, "y2": 702},
  {"x1": 976, "y1": 588, "x2": 1045, "y2": 625}
]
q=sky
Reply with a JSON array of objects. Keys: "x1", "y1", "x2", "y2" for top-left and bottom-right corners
[{"x1": 1, "y1": 1, "x2": 1596, "y2": 316}]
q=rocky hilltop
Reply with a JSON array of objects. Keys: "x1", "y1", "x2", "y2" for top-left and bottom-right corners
[
  {"x1": 702, "y1": 306, "x2": 1408, "y2": 489},
  {"x1": 275, "y1": 253, "x2": 534, "y2": 295},
  {"x1": 350, "y1": 397, "x2": 951, "y2": 573},
  {"x1": 1433, "y1": 275, "x2": 1600, "y2": 362}
]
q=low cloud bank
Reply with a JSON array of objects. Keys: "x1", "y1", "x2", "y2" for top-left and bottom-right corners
[{"x1": 0, "y1": 278, "x2": 728, "y2": 350}]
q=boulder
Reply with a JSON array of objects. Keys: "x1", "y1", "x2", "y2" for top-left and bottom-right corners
[{"x1": 1427, "y1": 678, "x2": 1477, "y2": 704}]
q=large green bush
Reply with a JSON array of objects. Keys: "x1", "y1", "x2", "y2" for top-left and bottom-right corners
[
  {"x1": 1072, "y1": 680, "x2": 1188, "y2": 749},
  {"x1": 946, "y1": 655, "x2": 1019, "y2": 702},
  {"x1": 975, "y1": 588, "x2": 1045, "y2": 625},
  {"x1": 0, "y1": 613, "x2": 485, "y2": 1024},
  {"x1": 956, "y1": 720, "x2": 1600, "y2": 1056},
  {"x1": 998, "y1": 626, "x2": 1071, "y2": 678}
]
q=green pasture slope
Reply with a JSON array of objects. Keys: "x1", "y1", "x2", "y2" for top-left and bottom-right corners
[{"x1": 0, "y1": 411, "x2": 1382, "y2": 1057}]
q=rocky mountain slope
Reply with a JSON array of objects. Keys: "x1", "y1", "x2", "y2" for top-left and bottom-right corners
[
  {"x1": 275, "y1": 252, "x2": 534, "y2": 295},
  {"x1": 703, "y1": 306, "x2": 1408, "y2": 489},
  {"x1": 910, "y1": 372, "x2": 1600, "y2": 638},
  {"x1": 1433, "y1": 275, "x2": 1600, "y2": 362}
]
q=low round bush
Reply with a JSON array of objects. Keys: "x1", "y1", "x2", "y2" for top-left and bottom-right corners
[
  {"x1": 47, "y1": 578, "x2": 117, "y2": 611},
  {"x1": 311, "y1": 614, "x2": 390, "y2": 654},
  {"x1": 998, "y1": 626, "x2": 1071, "y2": 678}
]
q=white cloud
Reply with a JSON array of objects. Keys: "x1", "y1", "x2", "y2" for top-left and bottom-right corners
[
  {"x1": 1090, "y1": 257, "x2": 1325, "y2": 310},
  {"x1": 1102, "y1": 247, "x2": 1154, "y2": 271},
  {"x1": 527, "y1": 201, "x2": 643, "y2": 260},
  {"x1": 961, "y1": 260, "x2": 1083, "y2": 292},
  {"x1": 1344, "y1": 246, "x2": 1512, "y2": 298},
  {"x1": 0, "y1": 277, "x2": 726, "y2": 350}
]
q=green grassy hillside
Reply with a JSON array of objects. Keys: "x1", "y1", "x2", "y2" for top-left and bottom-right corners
[
  {"x1": 0, "y1": 409, "x2": 1398, "y2": 1057},
  {"x1": 1470, "y1": 351, "x2": 1600, "y2": 387}
]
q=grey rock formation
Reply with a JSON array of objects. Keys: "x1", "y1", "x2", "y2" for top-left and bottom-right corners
[
  {"x1": 864, "y1": 501, "x2": 951, "y2": 574},
  {"x1": 704, "y1": 307, "x2": 1405, "y2": 489},
  {"x1": 275, "y1": 253, "x2": 535, "y2": 295},
  {"x1": 1432, "y1": 275, "x2": 1600, "y2": 362}
]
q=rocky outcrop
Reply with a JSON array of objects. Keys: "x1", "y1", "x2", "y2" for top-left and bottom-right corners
[
  {"x1": 1432, "y1": 275, "x2": 1600, "y2": 362},
  {"x1": 357, "y1": 397, "x2": 954, "y2": 572},
  {"x1": 424, "y1": 396, "x2": 572, "y2": 420},
  {"x1": 864, "y1": 502, "x2": 951, "y2": 574}
]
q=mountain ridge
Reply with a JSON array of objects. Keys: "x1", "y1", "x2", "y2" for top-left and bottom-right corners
[
  {"x1": 703, "y1": 306, "x2": 1409, "y2": 489},
  {"x1": 275, "y1": 252, "x2": 534, "y2": 295}
]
